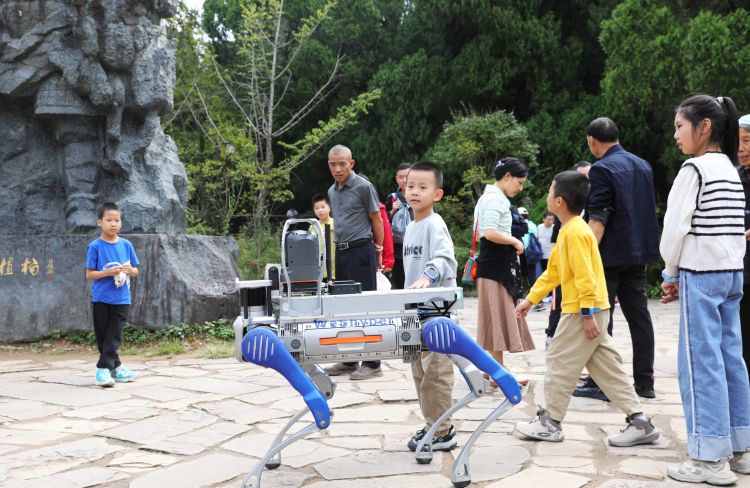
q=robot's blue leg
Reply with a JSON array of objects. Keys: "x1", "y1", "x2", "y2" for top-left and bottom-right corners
[
  {"x1": 264, "y1": 364, "x2": 336, "y2": 470},
  {"x1": 241, "y1": 328, "x2": 332, "y2": 429},
  {"x1": 414, "y1": 355, "x2": 486, "y2": 465},
  {"x1": 422, "y1": 317, "x2": 522, "y2": 404},
  {"x1": 421, "y1": 318, "x2": 522, "y2": 487}
]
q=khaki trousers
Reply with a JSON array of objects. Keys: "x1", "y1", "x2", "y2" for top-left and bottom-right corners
[
  {"x1": 411, "y1": 351, "x2": 454, "y2": 435},
  {"x1": 545, "y1": 311, "x2": 642, "y2": 422}
]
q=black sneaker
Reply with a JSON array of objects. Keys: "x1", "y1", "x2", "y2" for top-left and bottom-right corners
[
  {"x1": 407, "y1": 425, "x2": 457, "y2": 452},
  {"x1": 572, "y1": 386, "x2": 610, "y2": 402},
  {"x1": 634, "y1": 384, "x2": 656, "y2": 399}
]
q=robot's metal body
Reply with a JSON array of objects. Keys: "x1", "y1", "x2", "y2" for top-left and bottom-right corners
[{"x1": 234, "y1": 220, "x2": 522, "y2": 487}]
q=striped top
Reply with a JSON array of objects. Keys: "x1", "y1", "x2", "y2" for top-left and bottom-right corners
[{"x1": 660, "y1": 152, "x2": 746, "y2": 276}]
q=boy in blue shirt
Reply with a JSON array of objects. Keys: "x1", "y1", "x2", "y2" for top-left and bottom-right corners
[{"x1": 86, "y1": 202, "x2": 140, "y2": 387}]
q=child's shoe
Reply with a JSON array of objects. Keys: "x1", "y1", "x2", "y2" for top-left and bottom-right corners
[
  {"x1": 730, "y1": 451, "x2": 750, "y2": 474},
  {"x1": 95, "y1": 368, "x2": 115, "y2": 387},
  {"x1": 667, "y1": 459, "x2": 737, "y2": 485},
  {"x1": 607, "y1": 413, "x2": 659, "y2": 447},
  {"x1": 407, "y1": 425, "x2": 457, "y2": 452},
  {"x1": 514, "y1": 407, "x2": 564, "y2": 442},
  {"x1": 112, "y1": 365, "x2": 138, "y2": 383}
]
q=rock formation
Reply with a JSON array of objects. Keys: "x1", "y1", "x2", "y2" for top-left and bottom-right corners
[{"x1": 0, "y1": 1, "x2": 240, "y2": 341}]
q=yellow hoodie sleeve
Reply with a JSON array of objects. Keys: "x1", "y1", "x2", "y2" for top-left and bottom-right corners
[{"x1": 527, "y1": 244, "x2": 560, "y2": 304}]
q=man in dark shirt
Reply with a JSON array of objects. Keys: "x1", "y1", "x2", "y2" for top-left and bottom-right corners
[
  {"x1": 574, "y1": 118, "x2": 660, "y2": 401},
  {"x1": 324, "y1": 144, "x2": 385, "y2": 380}
]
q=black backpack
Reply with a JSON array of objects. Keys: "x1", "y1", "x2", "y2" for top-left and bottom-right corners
[{"x1": 510, "y1": 206, "x2": 528, "y2": 240}]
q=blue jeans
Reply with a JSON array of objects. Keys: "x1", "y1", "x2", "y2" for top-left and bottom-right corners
[{"x1": 679, "y1": 271, "x2": 750, "y2": 461}]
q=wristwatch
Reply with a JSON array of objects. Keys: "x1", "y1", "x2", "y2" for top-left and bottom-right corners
[
  {"x1": 422, "y1": 267, "x2": 440, "y2": 284},
  {"x1": 580, "y1": 307, "x2": 601, "y2": 317}
]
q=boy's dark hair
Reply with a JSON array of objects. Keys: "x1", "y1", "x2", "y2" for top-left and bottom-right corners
[
  {"x1": 409, "y1": 160, "x2": 443, "y2": 189},
  {"x1": 493, "y1": 157, "x2": 529, "y2": 181},
  {"x1": 677, "y1": 94, "x2": 740, "y2": 166},
  {"x1": 573, "y1": 160, "x2": 591, "y2": 170},
  {"x1": 553, "y1": 171, "x2": 590, "y2": 214},
  {"x1": 586, "y1": 117, "x2": 619, "y2": 143},
  {"x1": 396, "y1": 162, "x2": 412, "y2": 172},
  {"x1": 543, "y1": 210, "x2": 554, "y2": 218},
  {"x1": 98, "y1": 202, "x2": 120, "y2": 219},
  {"x1": 311, "y1": 193, "x2": 330, "y2": 206}
]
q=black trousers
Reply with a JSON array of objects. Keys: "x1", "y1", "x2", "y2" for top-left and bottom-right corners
[
  {"x1": 336, "y1": 243, "x2": 380, "y2": 368},
  {"x1": 602, "y1": 264, "x2": 655, "y2": 390},
  {"x1": 92, "y1": 302, "x2": 129, "y2": 370},
  {"x1": 391, "y1": 258, "x2": 405, "y2": 290},
  {"x1": 740, "y1": 285, "x2": 750, "y2": 384}
]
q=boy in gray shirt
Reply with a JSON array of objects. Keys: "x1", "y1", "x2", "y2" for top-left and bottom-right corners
[{"x1": 402, "y1": 161, "x2": 459, "y2": 452}]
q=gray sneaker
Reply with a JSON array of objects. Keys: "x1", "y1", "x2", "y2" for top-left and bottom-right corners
[
  {"x1": 667, "y1": 459, "x2": 737, "y2": 485},
  {"x1": 349, "y1": 365, "x2": 383, "y2": 380},
  {"x1": 325, "y1": 362, "x2": 359, "y2": 376},
  {"x1": 607, "y1": 413, "x2": 660, "y2": 447},
  {"x1": 514, "y1": 406, "x2": 564, "y2": 442}
]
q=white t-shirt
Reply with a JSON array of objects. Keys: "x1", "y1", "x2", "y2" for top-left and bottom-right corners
[{"x1": 537, "y1": 223, "x2": 554, "y2": 259}]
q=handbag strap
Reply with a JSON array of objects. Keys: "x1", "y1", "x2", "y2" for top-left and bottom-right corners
[
  {"x1": 470, "y1": 192, "x2": 490, "y2": 258},
  {"x1": 470, "y1": 218, "x2": 479, "y2": 258}
]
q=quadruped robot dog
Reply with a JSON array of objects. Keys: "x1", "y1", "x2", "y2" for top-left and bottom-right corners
[{"x1": 234, "y1": 219, "x2": 522, "y2": 487}]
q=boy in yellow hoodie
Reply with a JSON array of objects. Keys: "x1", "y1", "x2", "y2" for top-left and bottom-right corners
[{"x1": 514, "y1": 171, "x2": 659, "y2": 447}]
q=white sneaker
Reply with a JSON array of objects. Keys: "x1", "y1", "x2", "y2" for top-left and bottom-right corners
[
  {"x1": 514, "y1": 407, "x2": 564, "y2": 442},
  {"x1": 545, "y1": 336, "x2": 553, "y2": 350},
  {"x1": 667, "y1": 459, "x2": 737, "y2": 485},
  {"x1": 730, "y1": 451, "x2": 750, "y2": 474},
  {"x1": 607, "y1": 413, "x2": 660, "y2": 447}
]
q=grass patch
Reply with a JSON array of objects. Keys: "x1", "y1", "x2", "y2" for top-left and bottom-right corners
[
  {"x1": 199, "y1": 342, "x2": 235, "y2": 359},
  {"x1": 149, "y1": 340, "x2": 185, "y2": 356},
  {"x1": 119, "y1": 344, "x2": 140, "y2": 356}
]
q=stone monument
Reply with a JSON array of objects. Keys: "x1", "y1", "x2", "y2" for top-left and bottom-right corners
[{"x1": 0, "y1": 0, "x2": 239, "y2": 341}]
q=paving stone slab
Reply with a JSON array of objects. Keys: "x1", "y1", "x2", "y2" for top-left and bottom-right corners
[
  {"x1": 0, "y1": 381, "x2": 130, "y2": 406},
  {"x1": 64, "y1": 399, "x2": 160, "y2": 421},
  {"x1": 99, "y1": 410, "x2": 217, "y2": 444},
  {"x1": 0, "y1": 398, "x2": 65, "y2": 421},
  {"x1": 535, "y1": 439, "x2": 594, "y2": 457},
  {"x1": 150, "y1": 366, "x2": 212, "y2": 378},
  {"x1": 377, "y1": 389, "x2": 419, "y2": 402},
  {"x1": 0, "y1": 437, "x2": 120, "y2": 481},
  {"x1": 10, "y1": 417, "x2": 120, "y2": 434},
  {"x1": 449, "y1": 445, "x2": 528, "y2": 482},
  {"x1": 328, "y1": 404, "x2": 415, "y2": 423},
  {"x1": 163, "y1": 377, "x2": 267, "y2": 395},
  {"x1": 37, "y1": 373, "x2": 97, "y2": 387},
  {"x1": 197, "y1": 399, "x2": 292, "y2": 425},
  {"x1": 9, "y1": 467, "x2": 129, "y2": 488},
  {"x1": 108, "y1": 451, "x2": 179, "y2": 469},
  {"x1": 617, "y1": 458, "x2": 665, "y2": 480},
  {"x1": 143, "y1": 421, "x2": 250, "y2": 455},
  {"x1": 321, "y1": 435, "x2": 381, "y2": 450},
  {"x1": 130, "y1": 453, "x2": 248, "y2": 488},
  {"x1": 0, "y1": 427, "x2": 70, "y2": 445},
  {"x1": 315, "y1": 450, "x2": 443, "y2": 480},
  {"x1": 533, "y1": 456, "x2": 596, "y2": 474},
  {"x1": 304, "y1": 474, "x2": 454, "y2": 488},
  {"x1": 236, "y1": 387, "x2": 298, "y2": 405},
  {"x1": 484, "y1": 465, "x2": 591, "y2": 488},
  {"x1": 223, "y1": 432, "x2": 349, "y2": 468}
]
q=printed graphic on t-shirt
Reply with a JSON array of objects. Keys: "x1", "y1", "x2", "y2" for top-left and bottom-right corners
[
  {"x1": 403, "y1": 244, "x2": 423, "y2": 259},
  {"x1": 104, "y1": 260, "x2": 130, "y2": 289}
]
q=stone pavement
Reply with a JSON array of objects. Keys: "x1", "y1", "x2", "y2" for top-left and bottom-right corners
[{"x1": 0, "y1": 298, "x2": 747, "y2": 487}]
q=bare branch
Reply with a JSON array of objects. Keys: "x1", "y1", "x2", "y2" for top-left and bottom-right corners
[
  {"x1": 211, "y1": 57, "x2": 255, "y2": 130},
  {"x1": 273, "y1": 53, "x2": 342, "y2": 137}
]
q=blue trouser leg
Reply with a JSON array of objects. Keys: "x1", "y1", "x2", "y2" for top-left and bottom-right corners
[{"x1": 679, "y1": 271, "x2": 750, "y2": 461}]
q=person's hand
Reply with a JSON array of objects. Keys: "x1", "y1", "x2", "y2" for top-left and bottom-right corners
[
  {"x1": 583, "y1": 316, "x2": 601, "y2": 340},
  {"x1": 392, "y1": 200, "x2": 402, "y2": 212},
  {"x1": 745, "y1": 229, "x2": 750, "y2": 241},
  {"x1": 660, "y1": 281, "x2": 679, "y2": 304},
  {"x1": 410, "y1": 277, "x2": 431, "y2": 289},
  {"x1": 515, "y1": 299, "x2": 532, "y2": 318},
  {"x1": 120, "y1": 264, "x2": 134, "y2": 275},
  {"x1": 108, "y1": 266, "x2": 122, "y2": 276},
  {"x1": 383, "y1": 267, "x2": 392, "y2": 273},
  {"x1": 513, "y1": 238, "x2": 524, "y2": 255}
]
